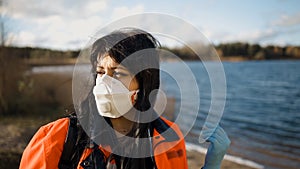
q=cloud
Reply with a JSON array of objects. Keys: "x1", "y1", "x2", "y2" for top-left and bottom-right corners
[
  {"x1": 4, "y1": 0, "x2": 149, "y2": 50},
  {"x1": 6, "y1": 0, "x2": 108, "y2": 19},
  {"x1": 111, "y1": 4, "x2": 144, "y2": 21},
  {"x1": 85, "y1": 1, "x2": 107, "y2": 14},
  {"x1": 202, "y1": 29, "x2": 229, "y2": 43},
  {"x1": 8, "y1": 1, "x2": 145, "y2": 50},
  {"x1": 4, "y1": 0, "x2": 109, "y2": 49},
  {"x1": 243, "y1": 29, "x2": 279, "y2": 42},
  {"x1": 272, "y1": 12, "x2": 300, "y2": 27},
  {"x1": 7, "y1": 0, "x2": 64, "y2": 19},
  {"x1": 12, "y1": 31, "x2": 37, "y2": 47},
  {"x1": 213, "y1": 28, "x2": 280, "y2": 44}
]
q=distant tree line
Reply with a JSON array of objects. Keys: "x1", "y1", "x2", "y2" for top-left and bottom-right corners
[
  {"x1": 162, "y1": 43, "x2": 300, "y2": 60},
  {"x1": 216, "y1": 42, "x2": 300, "y2": 60},
  {"x1": 1, "y1": 46, "x2": 80, "y2": 66},
  {"x1": 1, "y1": 43, "x2": 300, "y2": 63}
]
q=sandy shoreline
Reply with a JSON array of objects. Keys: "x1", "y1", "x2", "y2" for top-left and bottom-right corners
[
  {"x1": 185, "y1": 142, "x2": 263, "y2": 169},
  {"x1": 186, "y1": 149, "x2": 260, "y2": 169}
]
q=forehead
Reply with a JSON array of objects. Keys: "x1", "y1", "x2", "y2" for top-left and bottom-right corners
[
  {"x1": 97, "y1": 55, "x2": 128, "y2": 70},
  {"x1": 97, "y1": 56, "x2": 118, "y2": 67}
]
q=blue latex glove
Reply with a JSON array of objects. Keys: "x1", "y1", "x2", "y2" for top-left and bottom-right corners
[{"x1": 202, "y1": 125, "x2": 230, "y2": 169}]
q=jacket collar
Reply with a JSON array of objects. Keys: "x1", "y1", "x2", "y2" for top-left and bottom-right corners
[{"x1": 151, "y1": 117, "x2": 179, "y2": 142}]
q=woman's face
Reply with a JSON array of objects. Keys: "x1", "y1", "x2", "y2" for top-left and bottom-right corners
[{"x1": 96, "y1": 55, "x2": 139, "y2": 91}]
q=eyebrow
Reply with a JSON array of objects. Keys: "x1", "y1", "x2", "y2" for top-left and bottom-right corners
[{"x1": 98, "y1": 66, "x2": 127, "y2": 70}]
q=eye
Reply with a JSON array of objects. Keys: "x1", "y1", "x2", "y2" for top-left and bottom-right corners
[
  {"x1": 96, "y1": 70, "x2": 105, "y2": 76},
  {"x1": 113, "y1": 71, "x2": 129, "y2": 78}
]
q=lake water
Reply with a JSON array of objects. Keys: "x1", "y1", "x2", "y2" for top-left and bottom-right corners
[
  {"x1": 32, "y1": 60, "x2": 300, "y2": 169},
  {"x1": 223, "y1": 61, "x2": 300, "y2": 169},
  {"x1": 164, "y1": 60, "x2": 300, "y2": 169}
]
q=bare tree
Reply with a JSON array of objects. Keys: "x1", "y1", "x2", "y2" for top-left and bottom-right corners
[
  {"x1": 0, "y1": 0, "x2": 6, "y2": 113},
  {"x1": 0, "y1": 0, "x2": 11, "y2": 47},
  {"x1": 0, "y1": 0, "x2": 24, "y2": 115}
]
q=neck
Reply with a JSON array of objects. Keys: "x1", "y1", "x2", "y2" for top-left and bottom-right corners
[{"x1": 110, "y1": 116, "x2": 134, "y2": 136}]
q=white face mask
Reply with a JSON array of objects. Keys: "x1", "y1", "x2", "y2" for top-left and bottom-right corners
[{"x1": 93, "y1": 74, "x2": 138, "y2": 119}]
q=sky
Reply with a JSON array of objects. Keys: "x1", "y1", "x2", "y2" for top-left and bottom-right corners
[{"x1": 1, "y1": 0, "x2": 300, "y2": 50}]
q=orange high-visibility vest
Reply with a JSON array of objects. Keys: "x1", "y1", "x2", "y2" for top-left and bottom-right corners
[{"x1": 19, "y1": 117, "x2": 188, "y2": 169}]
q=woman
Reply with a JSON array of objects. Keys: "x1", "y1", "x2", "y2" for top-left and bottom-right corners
[{"x1": 20, "y1": 28, "x2": 230, "y2": 169}]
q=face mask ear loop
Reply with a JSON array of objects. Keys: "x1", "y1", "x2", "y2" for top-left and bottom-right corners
[{"x1": 136, "y1": 107, "x2": 141, "y2": 123}]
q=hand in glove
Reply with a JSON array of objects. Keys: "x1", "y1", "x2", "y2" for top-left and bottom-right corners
[{"x1": 202, "y1": 125, "x2": 230, "y2": 169}]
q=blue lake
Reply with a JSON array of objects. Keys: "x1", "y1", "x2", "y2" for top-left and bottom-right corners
[{"x1": 159, "y1": 60, "x2": 300, "y2": 169}]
